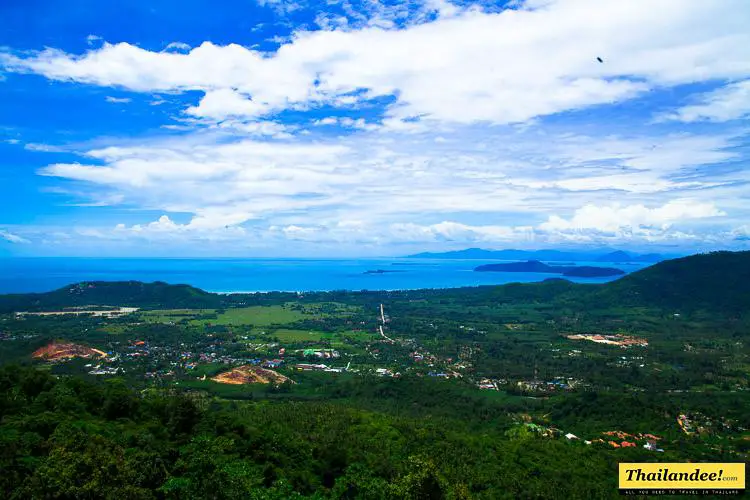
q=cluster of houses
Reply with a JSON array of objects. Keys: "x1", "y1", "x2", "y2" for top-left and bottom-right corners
[
  {"x1": 563, "y1": 430, "x2": 664, "y2": 452},
  {"x1": 84, "y1": 363, "x2": 120, "y2": 376},
  {"x1": 611, "y1": 355, "x2": 645, "y2": 368},
  {"x1": 676, "y1": 412, "x2": 742, "y2": 436},
  {"x1": 520, "y1": 424, "x2": 666, "y2": 452},
  {"x1": 477, "y1": 378, "x2": 507, "y2": 390},
  {"x1": 299, "y1": 348, "x2": 340, "y2": 359},
  {"x1": 516, "y1": 377, "x2": 580, "y2": 392},
  {"x1": 375, "y1": 367, "x2": 398, "y2": 377}
]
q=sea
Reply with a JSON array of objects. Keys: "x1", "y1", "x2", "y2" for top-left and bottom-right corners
[{"x1": 0, "y1": 258, "x2": 651, "y2": 295}]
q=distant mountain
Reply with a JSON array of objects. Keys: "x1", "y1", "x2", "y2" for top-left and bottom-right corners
[
  {"x1": 409, "y1": 248, "x2": 665, "y2": 262},
  {"x1": 475, "y1": 260, "x2": 625, "y2": 278},
  {"x1": 595, "y1": 250, "x2": 633, "y2": 262},
  {"x1": 0, "y1": 281, "x2": 221, "y2": 313}
]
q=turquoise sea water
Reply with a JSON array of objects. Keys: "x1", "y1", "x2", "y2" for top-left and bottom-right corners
[{"x1": 0, "y1": 258, "x2": 650, "y2": 294}]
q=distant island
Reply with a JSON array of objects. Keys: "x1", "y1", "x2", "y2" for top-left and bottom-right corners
[
  {"x1": 408, "y1": 247, "x2": 666, "y2": 262},
  {"x1": 475, "y1": 260, "x2": 625, "y2": 278},
  {"x1": 363, "y1": 269, "x2": 405, "y2": 274}
]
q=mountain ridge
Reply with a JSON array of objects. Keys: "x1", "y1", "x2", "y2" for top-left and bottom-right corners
[{"x1": 407, "y1": 248, "x2": 666, "y2": 262}]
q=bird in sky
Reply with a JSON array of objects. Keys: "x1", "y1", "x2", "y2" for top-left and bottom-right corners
[{"x1": 596, "y1": 57, "x2": 604, "y2": 63}]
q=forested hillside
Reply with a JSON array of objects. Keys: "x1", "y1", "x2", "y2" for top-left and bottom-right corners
[
  {"x1": 0, "y1": 281, "x2": 222, "y2": 313},
  {"x1": 1, "y1": 366, "x2": 743, "y2": 499},
  {"x1": 591, "y1": 251, "x2": 750, "y2": 315}
]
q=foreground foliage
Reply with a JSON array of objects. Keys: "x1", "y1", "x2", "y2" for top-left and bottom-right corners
[{"x1": 0, "y1": 366, "x2": 703, "y2": 499}]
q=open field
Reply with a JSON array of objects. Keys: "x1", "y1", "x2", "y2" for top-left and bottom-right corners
[
  {"x1": 139, "y1": 308, "x2": 216, "y2": 324},
  {"x1": 217, "y1": 305, "x2": 306, "y2": 325},
  {"x1": 255, "y1": 328, "x2": 375, "y2": 343},
  {"x1": 140, "y1": 303, "x2": 363, "y2": 327}
]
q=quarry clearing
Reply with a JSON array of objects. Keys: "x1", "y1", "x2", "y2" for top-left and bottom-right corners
[
  {"x1": 211, "y1": 365, "x2": 292, "y2": 386},
  {"x1": 33, "y1": 342, "x2": 107, "y2": 361}
]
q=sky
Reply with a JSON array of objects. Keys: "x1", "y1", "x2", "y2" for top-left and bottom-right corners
[{"x1": 0, "y1": 0, "x2": 749, "y2": 257}]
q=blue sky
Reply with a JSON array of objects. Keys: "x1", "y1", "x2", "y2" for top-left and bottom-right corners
[{"x1": 1, "y1": 0, "x2": 749, "y2": 257}]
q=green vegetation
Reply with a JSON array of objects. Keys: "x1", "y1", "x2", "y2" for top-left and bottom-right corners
[{"x1": 0, "y1": 251, "x2": 749, "y2": 498}]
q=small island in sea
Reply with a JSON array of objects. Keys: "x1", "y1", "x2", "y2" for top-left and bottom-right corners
[{"x1": 474, "y1": 260, "x2": 625, "y2": 278}]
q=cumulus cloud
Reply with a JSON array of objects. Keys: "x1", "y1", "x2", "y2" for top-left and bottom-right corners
[
  {"x1": 185, "y1": 88, "x2": 268, "y2": 119},
  {"x1": 0, "y1": 230, "x2": 30, "y2": 244},
  {"x1": 539, "y1": 200, "x2": 725, "y2": 235},
  {"x1": 114, "y1": 215, "x2": 251, "y2": 240},
  {"x1": 659, "y1": 79, "x2": 750, "y2": 123},
  {"x1": 3, "y1": 1, "x2": 749, "y2": 125}
]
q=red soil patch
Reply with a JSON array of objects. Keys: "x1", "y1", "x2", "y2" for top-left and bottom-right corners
[
  {"x1": 211, "y1": 365, "x2": 292, "y2": 385},
  {"x1": 32, "y1": 342, "x2": 107, "y2": 361}
]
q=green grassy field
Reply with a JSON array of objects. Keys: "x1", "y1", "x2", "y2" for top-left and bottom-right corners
[
  {"x1": 251, "y1": 328, "x2": 376, "y2": 346},
  {"x1": 139, "y1": 308, "x2": 216, "y2": 324},
  {"x1": 217, "y1": 306, "x2": 305, "y2": 326},
  {"x1": 141, "y1": 303, "x2": 362, "y2": 327}
]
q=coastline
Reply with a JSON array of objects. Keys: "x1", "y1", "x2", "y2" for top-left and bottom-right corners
[{"x1": 0, "y1": 257, "x2": 641, "y2": 295}]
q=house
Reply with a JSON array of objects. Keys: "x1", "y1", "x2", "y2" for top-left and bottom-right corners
[
  {"x1": 643, "y1": 441, "x2": 663, "y2": 452},
  {"x1": 295, "y1": 363, "x2": 327, "y2": 371},
  {"x1": 621, "y1": 441, "x2": 636, "y2": 448},
  {"x1": 565, "y1": 433, "x2": 578, "y2": 440}
]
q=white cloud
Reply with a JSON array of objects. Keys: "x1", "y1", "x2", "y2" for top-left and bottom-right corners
[
  {"x1": 312, "y1": 116, "x2": 378, "y2": 130},
  {"x1": 0, "y1": 230, "x2": 30, "y2": 244},
  {"x1": 539, "y1": 200, "x2": 725, "y2": 234},
  {"x1": 389, "y1": 221, "x2": 533, "y2": 242},
  {"x1": 659, "y1": 79, "x2": 750, "y2": 123},
  {"x1": 185, "y1": 88, "x2": 269, "y2": 120},
  {"x1": 86, "y1": 35, "x2": 102, "y2": 46},
  {"x1": 3, "y1": 1, "x2": 749, "y2": 125},
  {"x1": 105, "y1": 96, "x2": 132, "y2": 104},
  {"x1": 313, "y1": 117, "x2": 338, "y2": 126},
  {"x1": 30, "y1": 122, "x2": 747, "y2": 249},
  {"x1": 216, "y1": 120, "x2": 293, "y2": 138},
  {"x1": 114, "y1": 214, "x2": 251, "y2": 240}
]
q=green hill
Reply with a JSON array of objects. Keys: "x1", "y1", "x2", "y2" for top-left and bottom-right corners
[
  {"x1": 0, "y1": 280, "x2": 222, "y2": 313},
  {"x1": 589, "y1": 251, "x2": 750, "y2": 315}
]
